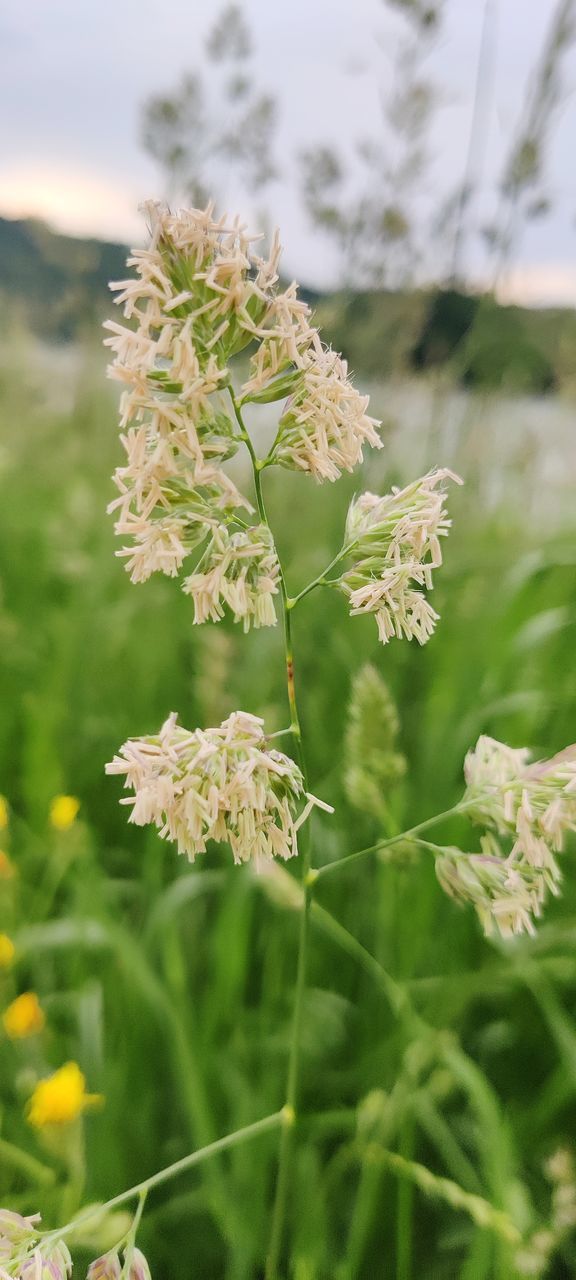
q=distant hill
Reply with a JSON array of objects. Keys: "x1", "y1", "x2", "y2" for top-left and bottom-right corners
[
  {"x1": 317, "y1": 287, "x2": 576, "y2": 393},
  {"x1": 0, "y1": 216, "x2": 127, "y2": 342},
  {"x1": 1, "y1": 215, "x2": 575, "y2": 392}
]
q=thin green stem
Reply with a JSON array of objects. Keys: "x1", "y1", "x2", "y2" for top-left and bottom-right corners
[
  {"x1": 225, "y1": 384, "x2": 314, "y2": 1279},
  {"x1": 264, "y1": 568, "x2": 314, "y2": 1278},
  {"x1": 288, "y1": 538, "x2": 365, "y2": 609},
  {"x1": 41, "y1": 1112, "x2": 283, "y2": 1244},
  {"x1": 122, "y1": 1188, "x2": 148, "y2": 1271},
  {"x1": 310, "y1": 802, "x2": 473, "y2": 883},
  {"x1": 310, "y1": 900, "x2": 418, "y2": 1027},
  {"x1": 288, "y1": 547, "x2": 349, "y2": 608},
  {"x1": 227, "y1": 384, "x2": 266, "y2": 512}
]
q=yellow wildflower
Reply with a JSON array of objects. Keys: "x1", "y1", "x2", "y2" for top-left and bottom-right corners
[
  {"x1": 27, "y1": 1061, "x2": 102, "y2": 1129},
  {"x1": 3, "y1": 991, "x2": 45, "y2": 1039},
  {"x1": 0, "y1": 934, "x2": 15, "y2": 969},
  {"x1": 0, "y1": 850, "x2": 16, "y2": 879},
  {"x1": 0, "y1": 796, "x2": 8, "y2": 828},
  {"x1": 49, "y1": 795, "x2": 80, "y2": 831}
]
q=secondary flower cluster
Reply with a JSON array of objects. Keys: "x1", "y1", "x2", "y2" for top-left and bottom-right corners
[
  {"x1": 0, "y1": 1211, "x2": 71, "y2": 1280},
  {"x1": 105, "y1": 202, "x2": 382, "y2": 625},
  {"x1": 106, "y1": 711, "x2": 331, "y2": 865},
  {"x1": 263, "y1": 338, "x2": 382, "y2": 482},
  {"x1": 436, "y1": 736, "x2": 576, "y2": 938},
  {"x1": 0, "y1": 1211, "x2": 151, "y2": 1280},
  {"x1": 183, "y1": 524, "x2": 280, "y2": 630},
  {"x1": 339, "y1": 469, "x2": 461, "y2": 645}
]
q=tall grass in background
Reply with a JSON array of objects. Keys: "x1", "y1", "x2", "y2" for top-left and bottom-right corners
[{"x1": 1, "y1": 331, "x2": 576, "y2": 1277}]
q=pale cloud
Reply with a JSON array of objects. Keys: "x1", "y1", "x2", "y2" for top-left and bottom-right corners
[
  {"x1": 497, "y1": 265, "x2": 576, "y2": 309},
  {"x1": 0, "y1": 168, "x2": 143, "y2": 243}
]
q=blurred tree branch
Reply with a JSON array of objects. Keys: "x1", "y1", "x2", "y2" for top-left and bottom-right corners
[{"x1": 141, "y1": 4, "x2": 277, "y2": 209}]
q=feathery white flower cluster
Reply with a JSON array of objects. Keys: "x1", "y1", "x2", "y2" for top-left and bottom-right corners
[
  {"x1": 240, "y1": 282, "x2": 316, "y2": 396},
  {"x1": 183, "y1": 524, "x2": 280, "y2": 630},
  {"x1": 436, "y1": 736, "x2": 576, "y2": 938},
  {"x1": 0, "y1": 1210, "x2": 72, "y2": 1280},
  {"x1": 106, "y1": 711, "x2": 331, "y2": 865},
  {"x1": 241, "y1": 299, "x2": 382, "y2": 482},
  {"x1": 105, "y1": 202, "x2": 283, "y2": 588},
  {"x1": 272, "y1": 342, "x2": 382, "y2": 482},
  {"x1": 436, "y1": 838, "x2": 549, "y2": 941},
  {"x1": 106, "y1": 200, "x2": 381, "y2": 626},
  {"x1": 339, "y1": 469, "x2": 461, "y2": 644}
]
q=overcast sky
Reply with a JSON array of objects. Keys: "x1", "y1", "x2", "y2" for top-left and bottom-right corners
[{"x1": 1, "y1": 0, "x2": 575, "y2": 303}]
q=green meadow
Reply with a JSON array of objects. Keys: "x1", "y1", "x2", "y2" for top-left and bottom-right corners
[{"x1": 1, "y1": 332, "x2": 576, "y2": 1277}]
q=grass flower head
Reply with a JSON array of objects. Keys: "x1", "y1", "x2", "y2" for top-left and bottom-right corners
[
  {"x1": 19, "y1": 1241, "x2": 73, "y2": 1280},
  {"x1": 106, "y1": 711, "x2": 331, "y2": 865},
  {"x1": 183, "y1": 523, "x2": 280, "y2": 630},
  {"x1": 87, "y1": 1255, "x2": 122, "y2": 1280},
  {"x1": 340, "y1": 468, "x2": 462, "y2": 644},
  {"x1": 272, "y1": 341, "x2": 382, "y2": 482},
  {"x1": 435, "y1": 736, "x2": 576, "y2": 938}
]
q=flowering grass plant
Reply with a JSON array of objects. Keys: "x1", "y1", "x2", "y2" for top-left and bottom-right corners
[{"x1": 2, "y1": 202, "x2": 576, "y2": 1278}]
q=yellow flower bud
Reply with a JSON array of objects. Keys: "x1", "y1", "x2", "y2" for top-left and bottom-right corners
[
  {"x1": 49, "y1": 795, "x2": 80, "y2": 831},
  {"x1": 3, "y1": 991, "x2": 45, "y2": 1039},
  {"x1": 27, "y1": 1061, "x2": 103, "y2": 1129}
]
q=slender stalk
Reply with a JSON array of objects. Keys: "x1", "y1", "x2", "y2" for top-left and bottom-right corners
[
  {"x1": 122, "y1": 1188, "x2": 148, "y2": 1272},
  {"x1": 310, "y1": 900, "x2": 418, "y2": 1027},
  {"x1": 226, "y1": 384, "x2": 314, "y2": 1279},
  {"x1": 450, "y1": 0, "x2": 496, "y2": 284},
  {"x1": 41, "y1": 1112, "x2": 283, "y2": 1243},
  {"x1": 310, "y1": 802, "x2": 473, "y2": 883},
  {"x1": 287, "y1": 545, "x2": 351, "y2": 608}
]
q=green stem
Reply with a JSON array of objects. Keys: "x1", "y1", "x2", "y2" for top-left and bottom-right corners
[
  {"x1": 287, "y1": 545, "x2": 351, "y2": 608},
  {"x1": 226, "y1": 384, "x2": 314, "y2": 1279},
  {"x1": 310, "y1": 901, "x2": 418, "y2": 1027},
  {"x1": 122, "y1": 1188, "x2": 148, "y2": 1271},
  {"x1": 42, "y1": 1113, "x2": 283, "y2": 1243},
  {"x1": 310, "y1": 802, "x2": 473, "y2": 883}
]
